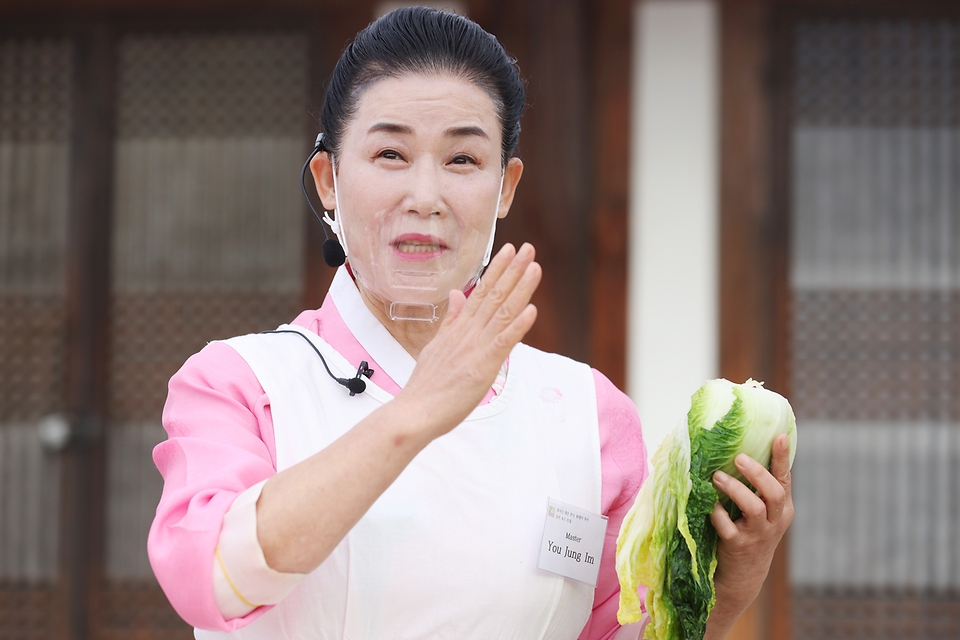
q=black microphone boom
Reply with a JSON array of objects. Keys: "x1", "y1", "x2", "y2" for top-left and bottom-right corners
[{"x1": 302, "y1": 133, "x2": 346, "y2": 268}]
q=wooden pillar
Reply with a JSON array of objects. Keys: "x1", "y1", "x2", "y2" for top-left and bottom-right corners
[
  {"x1": 60, "y1": 22, "x2": 116, "y2": 640},
  {"x1": 524, "y1": 0, "x2": 592, "y2": 360},
  {"x1": 588, "y1": 0, "x2": 632, "y2": 388},
  {"x1": 718, "y1": 0, "x2": 791, "y2": 638},
  {"x1": 474, "y1": 0, "x2": 591, "y2": 361}
]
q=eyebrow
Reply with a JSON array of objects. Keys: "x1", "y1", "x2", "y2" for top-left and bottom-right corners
[
  {"x1": 367, "y1": 122, "x2": 489, "y2": 140},
  {"x1": 368, "y1": 122, "x2": 413, "y2": 135},
  {"x1": 445, "y1": 125, "x2": 489, "y2": 139}
]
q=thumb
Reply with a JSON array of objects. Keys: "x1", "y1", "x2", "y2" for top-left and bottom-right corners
[
  {"x1": 443, "y1": 289, "x2": 467, "y2": 327},
  {"x1": 771, "y1": 434, "x2": 792, "y2": 489}
]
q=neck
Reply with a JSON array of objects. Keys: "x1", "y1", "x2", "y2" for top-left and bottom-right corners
[{"x1": 355, "y1": 284, "x2": 444, "y2": 359}]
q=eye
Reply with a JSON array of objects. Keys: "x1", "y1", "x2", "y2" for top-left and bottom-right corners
[
  {"x1": 450, "y1": 154, "x2": 477, "y2": 166},
  {"x1": 377, "y1": 149, "x2": 404, "y2": 161}
]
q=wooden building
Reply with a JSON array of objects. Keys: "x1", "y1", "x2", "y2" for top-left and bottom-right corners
[{"x1": 0, "y1": 0, "x2": 957, "y2": 638}]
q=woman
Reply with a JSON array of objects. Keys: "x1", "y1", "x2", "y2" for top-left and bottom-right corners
[{"x1": 148, "y1": 7, "x2": 793, "y2": 639}]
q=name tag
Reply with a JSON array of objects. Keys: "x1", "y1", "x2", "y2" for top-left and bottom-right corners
[{"x1": 537, "y1": 498, "x2": 608, "y2": 586}]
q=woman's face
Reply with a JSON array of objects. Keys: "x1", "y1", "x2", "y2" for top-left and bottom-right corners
[{"x1": 312, "y1": 73, "x2": 523, "y2": 318}]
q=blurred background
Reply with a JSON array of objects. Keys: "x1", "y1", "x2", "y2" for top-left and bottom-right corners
[{"x1": 0, "y1": 0, "x2": 956, "y2": 638}]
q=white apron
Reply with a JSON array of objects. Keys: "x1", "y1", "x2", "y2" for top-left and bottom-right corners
[{"x1": 198, "y1": 272, "x2": 603, "y2": 640}]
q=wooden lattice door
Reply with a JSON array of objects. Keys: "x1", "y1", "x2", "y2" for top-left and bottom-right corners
[
  {"x1": 0, "y1": 34, "x2": 73, "y2": 640},
  {"x1": 0, "y1": 22, "x2": 317, "y2": 639},
  {"x1": 102, "y1": 28, "x2": 311, "y2": 639},
  {"x1": 783, "y1": 11, "x2": 960, "y2": 639}
]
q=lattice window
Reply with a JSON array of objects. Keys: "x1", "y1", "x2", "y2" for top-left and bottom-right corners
[
  {"x1": 789, "y1": 18, "x2": 960, "y2": 640},
  {"x1": 104, "y1": 33, "x2": 308, "y2": 639},
  {"x1": 795, "y1": 21, "x2": 960, "y2": 128},
  {"x1": 0, "y1": 35, "x2": 71, "y2": 640},
  {"x1": 0, "y1": 37, "x2": 71, "y2": 418},
  {"x1": 793, "y1": 291, "x2": 960, "y2": 422}
]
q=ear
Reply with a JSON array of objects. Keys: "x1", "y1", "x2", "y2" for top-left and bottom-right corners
[
  {"x1": 496, "y1": 157, "x2": 524, "y2": 219},
  {"x1": 309, "y1": 150, "x2": 337, "y2": 211}
]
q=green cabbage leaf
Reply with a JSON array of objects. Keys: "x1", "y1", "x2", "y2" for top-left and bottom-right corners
[{"x1": 615, "y1": 379, "x2": 797, "y2": 640}]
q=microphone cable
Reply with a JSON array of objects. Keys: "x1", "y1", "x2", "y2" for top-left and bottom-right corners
[{"x1": 260, "y1": 329, "x2": 373, "y2": 396}]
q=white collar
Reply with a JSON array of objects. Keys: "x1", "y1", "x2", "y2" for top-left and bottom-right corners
[{"x1": 329, "y1": 266, "x2": 418, "y2": 388}]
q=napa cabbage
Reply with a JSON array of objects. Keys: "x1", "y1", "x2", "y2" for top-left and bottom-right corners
[{"x1": 615, "y1": 379, "x2": 797, "y2": 640}]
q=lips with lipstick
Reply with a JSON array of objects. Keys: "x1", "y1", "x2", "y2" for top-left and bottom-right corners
[{"x1": 391, "y1": 233, "x2": 449, "y2": 261}]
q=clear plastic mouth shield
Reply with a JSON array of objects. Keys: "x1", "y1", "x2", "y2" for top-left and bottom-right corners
[{"x1": 328, "y1": 171, "x2": 504, "y2": 322}]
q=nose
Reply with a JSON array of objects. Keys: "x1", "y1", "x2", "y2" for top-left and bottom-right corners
[{"x1": 405, "y1": 159, "x2": 445, "y2": 217}]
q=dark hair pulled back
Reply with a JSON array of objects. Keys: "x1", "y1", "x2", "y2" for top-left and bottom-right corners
[{"x1": 320, "y1": 6, "x2": 525, "y2": 167}]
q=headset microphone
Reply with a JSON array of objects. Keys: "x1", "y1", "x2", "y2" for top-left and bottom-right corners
[
  {"x1": 321, "y1": 236, "x2": 346, "y2": 269},
  {"x1": 301, "y1": 133, "x2": 346, "y2": 267}
]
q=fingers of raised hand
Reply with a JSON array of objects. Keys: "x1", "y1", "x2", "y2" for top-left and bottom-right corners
[
  {"x1": 466, "y1": 243, "x2": 517, "y2": 310},
  {"x1": 490, "y1": 259, "x2": 540, "y2": 329},
  {"x1": 475, "y1": 243, "x2": 537, "y2": 326},
  {"x1": 491, "y1": 300, "x2": 538, "y2": 353}
]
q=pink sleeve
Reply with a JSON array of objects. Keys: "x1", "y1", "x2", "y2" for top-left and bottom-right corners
[
  {"x1": 578, "y1": 369, "x2": 649, "y2": 640},
  {"x1": 147, "y1": 341, "x2": 279, "y2": 631}
]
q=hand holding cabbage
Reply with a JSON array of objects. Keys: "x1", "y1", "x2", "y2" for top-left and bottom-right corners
[{"x1": 616, "y1": 379, "x2": 797, "y2": 640}]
